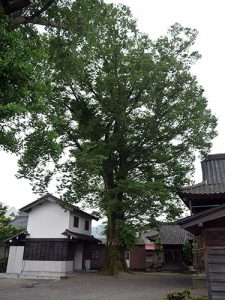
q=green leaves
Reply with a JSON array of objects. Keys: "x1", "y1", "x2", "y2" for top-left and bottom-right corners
[
  {"x1": 0, "y1": 202, "x2": 22, "y2": 245},
  {"x1": 117, "y1": 220, "x2": 138, "y2": 249},
  {"x1": 0, "y1": 2, "x2": 217, "y2": 231},
  {"x1": 0, "y1": 218, "x2": 22, "y2": 245},
  {"x1": 0, "y1": 202, "x2": 7, "y2": 218}
]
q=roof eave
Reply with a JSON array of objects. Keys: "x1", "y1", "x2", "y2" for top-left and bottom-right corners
[{"x1": 20, "y1": 194, "x2": 99, "y2": 221}]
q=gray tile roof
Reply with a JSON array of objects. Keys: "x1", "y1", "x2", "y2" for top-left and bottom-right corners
[
  {"x1": 137, "y1": 230, "x2": 158, "y2": 245},
  {"x1": 202, "y1": 153, "x2": 225, "y2": 184},
  {"x1": 10, "y1": 215, "x2": 28, "y2": 229},
  {"x1": 177, "y1": 153, "x2": 225, "y2": 197},
  {"x1": 159, "y1": 225, "x2": 192, "y2": 245},
  {"x1": 177, "y1": 182, "x2": 225, "y2": 196},
  {"x1": 145, "y1": 225, "x2": 192, "y2": 245}
]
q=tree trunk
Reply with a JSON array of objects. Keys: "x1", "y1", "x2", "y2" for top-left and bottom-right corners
[
  {"x1": 102, "y1": 209, "x2": 128, "y2": 275},
  {"x1": 101, "y1": 158, "x2": 128, "y2": 275}
]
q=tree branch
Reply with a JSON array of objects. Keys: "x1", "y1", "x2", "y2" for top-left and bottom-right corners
[
  {"x1": 7, "y1": 0, "x2": 66, "y2": 30},
  {"x1": 65, "y1": 128, "x2": 83, "y2": 152},
  {"x1": 9, "y1": 16, "x2": 67, "y2": 30},
  {"x1": 126, "y1": 90, "x2": 143, "y2": 116}
]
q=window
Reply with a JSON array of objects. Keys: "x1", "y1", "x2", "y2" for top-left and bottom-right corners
[
  {"x1": 74, "y1": 216, "x2": 79, "y2": 228},
  {"x1": 85, "y1": 220, "x2": 89, "y2": 231}
]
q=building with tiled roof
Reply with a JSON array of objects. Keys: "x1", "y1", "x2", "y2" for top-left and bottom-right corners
[
  {"x1": 177, "y1": 153, "x2": 225, "y2": 299},
  {"x1": 158, "y1": 224, "x2": 192, "y2": 245},
  {"x1": 177, "y1": 153, "x2": 225, "y2": 214},
  {"x1": 4, "y1": 194, "x2": 100, "y2": 279}
]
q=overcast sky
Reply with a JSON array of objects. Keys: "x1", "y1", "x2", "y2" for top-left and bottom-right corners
[{"x1": 1, "y1": 0, "x2": 224, "y2": 209}]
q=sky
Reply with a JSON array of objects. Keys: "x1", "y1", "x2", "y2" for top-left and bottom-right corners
[{"x1": 0, "y1": 0, "x2": 225, "y2": 210}]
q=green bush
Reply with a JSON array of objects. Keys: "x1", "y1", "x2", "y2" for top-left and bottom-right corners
[{"x1": 163, "y1": 289, "x2": 207, "y2": 300}]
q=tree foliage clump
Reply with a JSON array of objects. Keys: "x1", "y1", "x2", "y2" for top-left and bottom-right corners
[
  {"x1": 163, "y1": 289, "x2": 208, "y2": 300},
  {"x1": 155, "y1": 236, "x2": 163, "y2": 255},
  {"x1": 0, "y1": 202, "x2": 21, "y2": 245},
  {"x1": 0, "y1": 0, "x2": 217, "y2": 274},
  {"x1": 0, "y1": 202, "x2": 7, "y2": 218}
]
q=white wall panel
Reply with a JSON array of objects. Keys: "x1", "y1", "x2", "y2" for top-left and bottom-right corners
[
  {"x1": 69, "y1": 212, "x2": 92, "y2": 235},
  {"x1": 6, "y1": 246, "x2": 24, "y2": 274},
  {"x1": 27, "y1": 201, "x2": 70, "y2": 238}
]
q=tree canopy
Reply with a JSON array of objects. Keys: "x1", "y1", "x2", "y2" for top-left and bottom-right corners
[
  {"x1": 0, "y1": 202, "x2": 7, "y2": 218},
  {"x1": 0, "y1": 202, "x2": 21, "y2": 244},
  {"x1": 0, "y1": 0, "x2": 217, "y2": 274}
]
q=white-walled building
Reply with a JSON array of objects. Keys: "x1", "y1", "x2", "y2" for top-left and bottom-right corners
[{"x1": 5, "y1": 194, "x2": 100, "y2": 279}]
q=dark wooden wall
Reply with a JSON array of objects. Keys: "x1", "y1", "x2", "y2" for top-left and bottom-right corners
[
  {"x1": 204, "y1": 229, "x2": 225, "y2": 300},
  {"x1": 23, "y1": 239, "x2": 75, "y2": 261},
  {"x1": 90, "y1": 244, "x2": 106, "y2": 270},
  {"x1": 130, "y1": 245, "x2": 146, "y2": 270}
]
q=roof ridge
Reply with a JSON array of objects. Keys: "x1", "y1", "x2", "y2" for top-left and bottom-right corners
[{"x1": 203, "y1": 153, "x2": 225, "y2": 161}]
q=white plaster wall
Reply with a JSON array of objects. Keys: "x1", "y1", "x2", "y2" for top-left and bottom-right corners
[
  {"x1": 23, "y1": 260, "x2": 73, "y2": 273},
  {"x1": 69, "y1": 212, "x2": 92, "y2": 235},
  {"x1": 7, "y1": 246, "x2": 24, "y2": 274},
  {"x1": 27, "y1": 201, "x2": 70, "y2": 238},
  {"x1": 63, "y1": 261, "x2": 73, "y2": 272}
]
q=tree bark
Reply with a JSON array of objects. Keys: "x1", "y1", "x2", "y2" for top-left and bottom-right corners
[
  {"x1": 102, "y1": 167, "x2": 128, "y2": 275},
  {"x1": 102, "y1": 208, "x2": 128, "y2": 275}
]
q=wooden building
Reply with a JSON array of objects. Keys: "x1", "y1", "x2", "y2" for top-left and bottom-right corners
[
  {"x1": 90, "y1": 225, "x2": 191, "y2": 271},
  {"x1": 177, "y1": 153, "x2": 225, "y2": 300}
]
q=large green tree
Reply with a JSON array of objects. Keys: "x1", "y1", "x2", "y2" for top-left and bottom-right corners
[{"x1": 1, "y1": 1, "x2": 217, "y2": 274}]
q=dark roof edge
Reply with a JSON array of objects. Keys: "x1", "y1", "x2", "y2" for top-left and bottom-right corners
[
  {"x1": 20, "y1": 193, "x2": 98, "y2": 221},
  {"x1": 202, "y1": 153, "x2": 225, "y2": 161},
  {"x1": 3, "y1": 230, "x2": 29, "y2": 244},
  {"x1": 62, "y1": 229, "x2": 101, "y2": 243},
  {"x1": 19, "y1": 193, "x2": 54, "y2": 212},
  {"x1": 176, "y1": 182, "x2": 206, "y2": 194},
  {"x1": 177, "y1": 203, "x2": 225, "y2": 225}
]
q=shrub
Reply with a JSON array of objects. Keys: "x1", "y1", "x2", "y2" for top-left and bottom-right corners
[{"x1": 163, "y1": 289, "x2": 208, "y2": 300}]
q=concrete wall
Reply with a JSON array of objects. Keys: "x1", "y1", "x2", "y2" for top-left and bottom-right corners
[
  {"x1": 23, "y1": 260, "x2": 73, "y2": 273},
  {"x1": 27, "y1": 201, "x2": 70, "y2": 238},
  {"x1": 64, "y1": 261, "x2": 74, "y2": 272},
  {"x1": 7, "y1": 246, "x2": 24, "y2": 274},
  {"x1": 69, "y1": 212, "x2": 92, "y2": 235}
]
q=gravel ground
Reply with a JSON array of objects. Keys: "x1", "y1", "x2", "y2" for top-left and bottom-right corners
[{"x1": 0, "y1": 272, "x2": 207, "y2": 300}]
